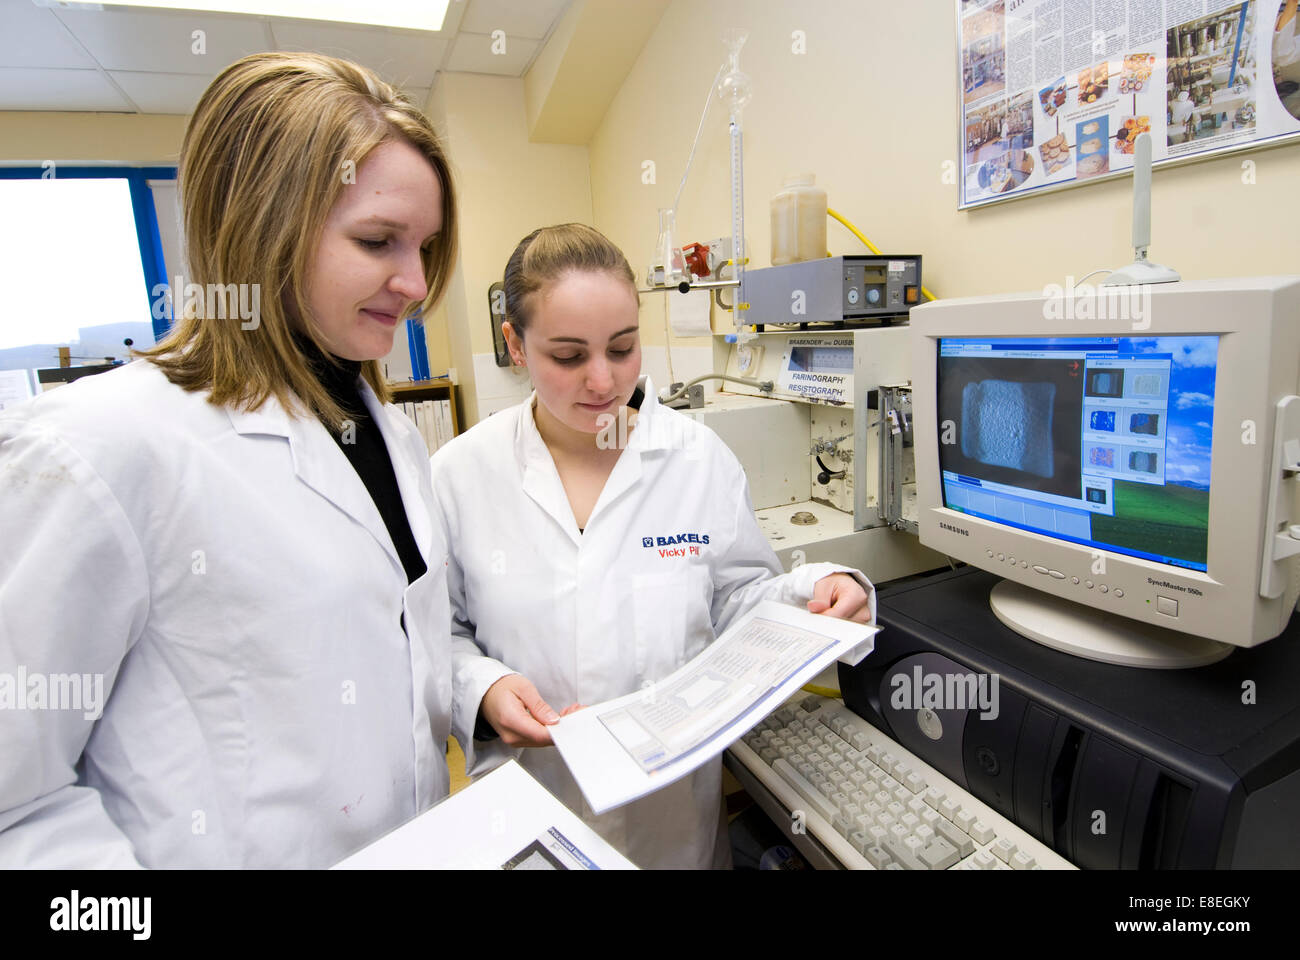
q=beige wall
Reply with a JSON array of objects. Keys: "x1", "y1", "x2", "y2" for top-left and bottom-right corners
[
  {"x1": 589, "y1": 0, "x2": 1300, "y2": 348},
  {"x1": 428, "y1": 72, "x2": 593, "y2": 425},
  {"x1": 0, "y1": 112, "x2": 186, "y2": 164}
]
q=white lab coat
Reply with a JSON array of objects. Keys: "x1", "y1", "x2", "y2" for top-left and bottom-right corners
[
  {"x1": 0, "y1": 360, "x2": 457, "y2": 868},
  {"x1": 431, "y1": 378, "x2": 873, "y2": 869}
]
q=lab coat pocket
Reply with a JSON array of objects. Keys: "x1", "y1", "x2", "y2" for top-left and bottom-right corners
[{"x1": 631, "y1": 566, "x2": 714, "y2": 685}]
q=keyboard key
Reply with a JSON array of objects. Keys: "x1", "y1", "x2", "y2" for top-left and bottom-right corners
[
  {"x1": 914, "y1": 824, "x2": 935, "y2": 844},
  {"x1": 940, "y1": 797, "x2": 962, "y2": 820},
  {"x1": 881, "y1": 834, "x2": 925, "y2": 870},
  {"x1": 1011, "y1": 850, "x2": 1037, "y2": 870},
  {"x1": 972, "y1": 850, "x2": 997, "y2": 870},
  {"x1": 850, "y1": 830, "x2": 872, "y2": 855},
  {"x1": 771, "y1": 758, "x2": 837, "y2": 823},
  {"x1": 880, "y1": 753, "x2": 898, "y2": 774},
  {"x1": 759, "y1": 748, "x2": 778, "y2": 764},
  {"x1": 850, "y1": 731, "x2": 871, "y2": 751},
  {"x1": 969, "y1": 820, "x2": 995, "y2": 845},
  {"x1": 935, "y1": 818, "x2": 975, "y2": 857},
  {"x1": 864, "y1": 845, "x2": 892, "y2": 869},
  {"x1": 908, "y1": 796, "x2": 929, "y2": 815},
  {"x1": 955, "y1": 808, "x2": 978, "y2": 833},
  {"x1": 919, "y1": 837, "x2": 961, "y2": 870},
  {"x1": 900, "y1": 813, "x2": 920, "y2": 831},
  {"x1": 991, "y1": 837, "x2": 1017, "y2": 863},
  {"x1": 924, "y1": 787, "x2": 946, "y2": 809},
  {"x1": 833, "y1": 815, "x2": 853, "y2": 839},
  {"x1": 920, "y1": 808, "x2": 941, "y2": 828},
  {"x1": 866, "y1": 745, "x2": 884, "y2": 765},
  {"x1": 904, "y1": 772, "x2": 926, "y2": 794}
]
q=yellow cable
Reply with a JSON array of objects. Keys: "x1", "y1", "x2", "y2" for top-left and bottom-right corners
[
  {"x1": 801, "y1": 683, "x2": 841, "y2": 699},
  {"x1": 827, "y1": 207, "x2": 938, "y2": 302}
]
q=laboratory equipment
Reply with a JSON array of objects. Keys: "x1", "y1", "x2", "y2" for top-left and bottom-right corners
[
  {"x1": 719, "y1": 27, "x2": 751, "y2": 336},
  {"x1": 641, "y1": 30, "x2": 749, "y2": 319},
  {"x1": 770, "y1": 174, "x2": 827, "y2": 266},
  {"x1": 745, "y1": 255, "x2": 922, "y2": 325},
  {"x1": 910, "y1": 276, "x2": 1300, "y2": 665},
  {"x1": 728, "y1": 690, "x2": 1074, "y2": 869},
  {"x1": 648, "y1": 208, "x2": 688, "y2": 289},
  {"x1": 838, "y1": 567, "x2": 1300, "y2": 868},
  {"x1": 684, "y1": 326, "x2": 943, "y2": 586},
  {"x1": 1104, "y1": 133, "x2": 1179, "y2": 286}
]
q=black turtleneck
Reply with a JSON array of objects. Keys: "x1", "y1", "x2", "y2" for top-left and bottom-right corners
[{"x1": 302, "y1": 342, "x2": 427, "y2": 586}]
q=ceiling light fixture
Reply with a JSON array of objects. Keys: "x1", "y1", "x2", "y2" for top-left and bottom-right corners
[{"x1": 53, "y1": 0, "x2": 451, "y2": 32}]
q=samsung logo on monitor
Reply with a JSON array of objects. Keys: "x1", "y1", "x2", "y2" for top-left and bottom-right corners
[{"x1": 939, "y1": 522, "x2": 970, "y2": 537}]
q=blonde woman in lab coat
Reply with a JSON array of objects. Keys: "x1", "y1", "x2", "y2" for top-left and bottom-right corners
[
  {"x1": 0, "y1": 53, "x2": 461, "y2": 867},
  {"x1": 431, "y1": 224, "x2": 875, "y2": 869}
]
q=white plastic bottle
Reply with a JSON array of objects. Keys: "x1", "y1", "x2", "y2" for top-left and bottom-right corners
[{"x1": 770, "y1": 173, "x2": 827, "y2": 266}]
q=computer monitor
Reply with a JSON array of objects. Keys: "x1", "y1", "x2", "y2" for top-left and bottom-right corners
[{"x1": 911, "y1": 277, "x2": 1300, "y2": 668}]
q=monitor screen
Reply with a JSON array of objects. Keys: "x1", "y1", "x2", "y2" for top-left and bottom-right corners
[{"x1": 937, "y1": 335, "x2": 1218, "y2": 572}]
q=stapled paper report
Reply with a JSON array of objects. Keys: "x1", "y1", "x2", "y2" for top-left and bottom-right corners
[{"x1": 550, "y1": 600, "x2": 878, "y2": 814}]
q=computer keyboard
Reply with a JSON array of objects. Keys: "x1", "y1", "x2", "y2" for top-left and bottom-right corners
[{"x1": 734, "y1": 693, "x2": 1075, "y2": 870}]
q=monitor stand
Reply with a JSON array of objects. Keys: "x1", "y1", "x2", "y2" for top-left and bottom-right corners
[{"x1": 989, "y1": 580, "x2": 1233, "y2": 669}]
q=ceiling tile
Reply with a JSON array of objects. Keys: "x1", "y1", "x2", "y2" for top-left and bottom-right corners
[
  {"x1": 0, "y1": 0, "x2": 97, "y2": 69},
  {"x1": 53, "y1": 6, "x2": 271, "y2": 74},
  {"x1": 446, "y1": 30, "x2": 537, "y2": 76},
  {"x1": 0, "y1": 66, "x2": 133, "y2": 111},
  {"x1": 109, "y1": 70, "x2": 215, "y2": 114},
  {"x1": 269, "y1": 20, "x2": 447, "y2": 88},
  {"x1": 460, "y1": 0, "x2": 570, "y2": 42}
]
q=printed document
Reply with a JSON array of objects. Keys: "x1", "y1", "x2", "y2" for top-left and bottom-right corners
[{"x1": 550, "y1": 601, "x2": 877, "y2": 814}]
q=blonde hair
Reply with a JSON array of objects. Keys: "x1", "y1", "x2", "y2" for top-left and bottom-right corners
[
  {"x1": 140, "y1": 52, "x2": 457, "y2": 429},
  {"x1": 502, "y1": 223, "x2": 638, "y2": 338}
]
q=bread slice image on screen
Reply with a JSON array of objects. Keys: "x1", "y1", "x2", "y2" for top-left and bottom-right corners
[{"x1": 960, "y1": 380, "x2": 1057, "y2": 478}]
